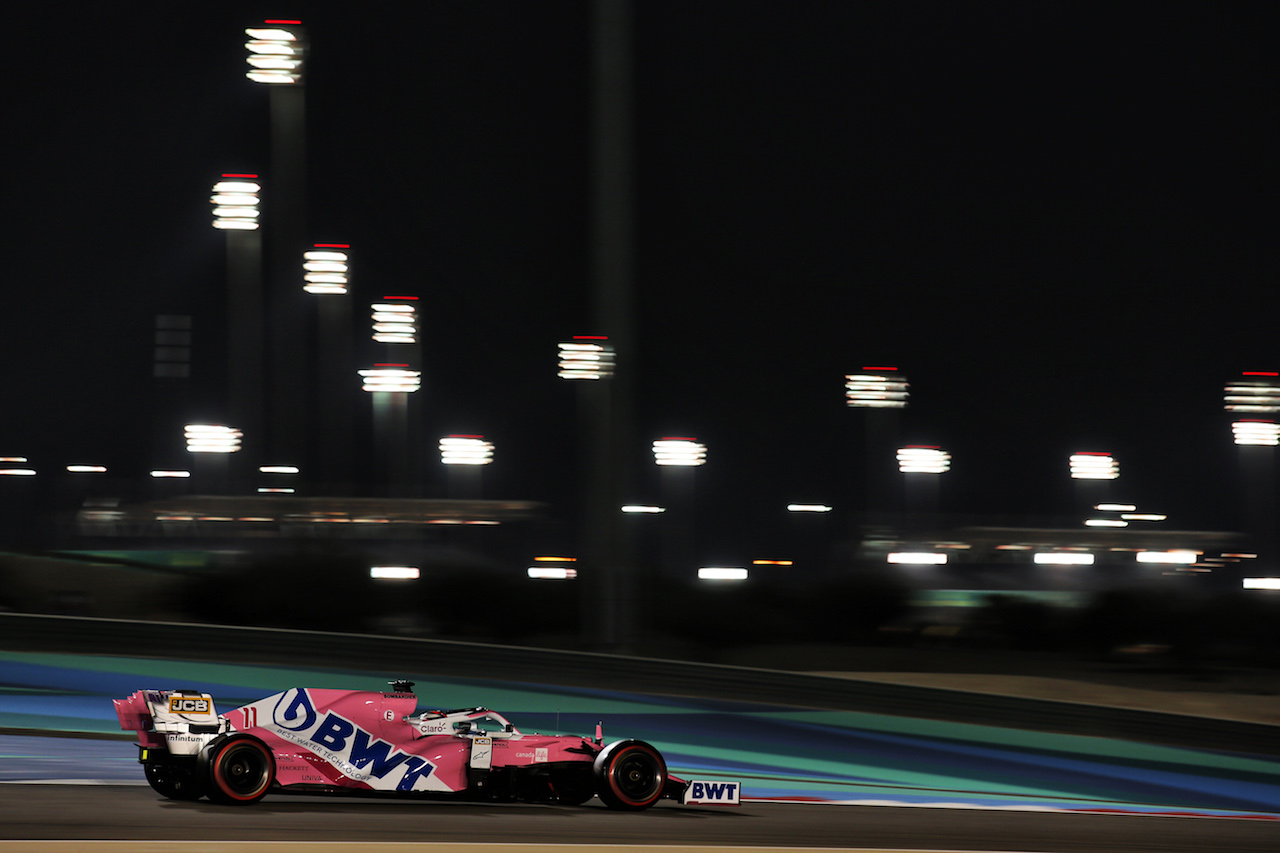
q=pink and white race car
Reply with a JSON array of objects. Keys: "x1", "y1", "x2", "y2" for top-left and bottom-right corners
[{"x1": 114, "y1": 680, "x2": 740, "y2": 809}]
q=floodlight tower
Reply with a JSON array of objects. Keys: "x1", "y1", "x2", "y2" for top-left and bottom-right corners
[
  {"x1": 1225, "y1": 371, "x2": 1280, "y2": 565},
  {"x1": 653, "y1": 437, "x2": 706, "y2": 580},
  {"x1": 212, "y1": 173, "x2": 264, "y2": 485},
  {"x1": 305, "y1": 243, "x2": 354, "y2": 490},
  {"x1": 440, "y1": 435, "x2": 495, "y2": 499},
  {"x1": 358, "y1": 365, "x2": 420, "y2": 495},
  {"x1": 898, "y1": 445, "x2": 950, "y2": 522},
  {"x1": 245, "y1": 20, "x2": 309, "y2": 473},
  {"x1": 846, "y1": 367, "x2": 908, "y2": 519},
  {"x1": 558, "y1": 335, "x2": 624, "y2": 647},
  {"x1": 1070, "y1": 451, "x2": 1119, "y2": 516}
]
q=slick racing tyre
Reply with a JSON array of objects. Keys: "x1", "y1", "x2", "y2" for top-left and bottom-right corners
[
  {"x1": 202, "y1": 736, "x2": 275, "y2": 805},
  {"x1": 593, "y1": 740, "x2": 666, "y2": 810},
  {"x1": 144, "y1": 763, "x2": 204, "y2": 800}
]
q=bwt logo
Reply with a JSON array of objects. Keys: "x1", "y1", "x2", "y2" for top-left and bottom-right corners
[
  {"x1": 271, "y1": 689, "x2": 434, "y2": 791},
  {"x1": 688, "y1": 781, "x2": 739, "y2": 802},
  {"x1": 168, "y1": 697, "x2": 211, "y2": 714}
]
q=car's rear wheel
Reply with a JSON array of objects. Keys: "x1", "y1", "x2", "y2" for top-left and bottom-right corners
[
  {"x1": 144, "y1": 762, "x2": 204, "y2": 800},
  {"x1": 593, "y1": 740, "x2": 666, "y2": 810},
  {"x1": 203, "y1": 736, "x2": 275, "y2": 805}
]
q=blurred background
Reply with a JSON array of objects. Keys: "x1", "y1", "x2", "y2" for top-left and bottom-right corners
[{"x1": 1, "y1": 2, "x2": 1276, "y2": 669}]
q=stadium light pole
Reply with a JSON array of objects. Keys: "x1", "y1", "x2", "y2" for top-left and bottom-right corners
[
  {"x1": 212, "y1": 174, "x2": 263, "y2": 488},
  {"x1": 359, "y1": 365, "x2": 420, "y2": 496},
  {"x1": 653, "y1": 438, "x2": 706, "y2": 580},
  {"x1": 847, "y1": 367, "x2": 908, "y2": 521},
  {"x1": 898, "y1": 445, "x2": 949, "y2": 524},
  {"x1": 306, "y1": 243, "x2": 354, "y2": 489},
  {"x1": 560, "y1": 334, "x2": 626, "y2": 648},
  {"x1": 245, "y1": 20, "x2": 309, "y2": 471},
  {"x1": 1070, "y1": 451, "x2": 1118, "y2": 514},
  {"x1": 440, "y1": 435, "x2": 494, "y2": 499},
  {"x1": 1226, "y1": 371, "x2": 1280, "y2": 567}
]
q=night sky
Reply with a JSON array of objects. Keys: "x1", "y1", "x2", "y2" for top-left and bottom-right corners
[{"x1": 3, "y1": 3, "x2": 1273, "y2": 560}]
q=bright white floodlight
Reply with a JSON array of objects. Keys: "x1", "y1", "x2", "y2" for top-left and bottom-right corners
[
  {"x1": 846, "y1": 367, "x2": 908, "y2": 408},
  {"x1": 897, "y1": 446, "x2": 950, "y2": 473},
  {"x1": 1233, "y1": 420, "x2": 1280, "y2": 446},
  {"x1": 372, "y1": 298, "x2": 417, "y2": 344},
  {"x1": 359, "y1": 366, "x2": 420, "y2": 393},
  {"x1": 370, "y1": 566, "x2": 419, "y2": 580},
  {"x1": 440, "y1": 436, "x2": 494, "y2": 465},
  {"x1": 245, "y1": 22, "x2": 303, "y2": 84},
  {"x1": 787, "y1": 504, "x2": 833, "y2": 512},
  {"x1": 698, "y1": 567, "x2": 748, "y2": 581},
  {"x1": 185, "y1": 424, "x2": 242, "y2": 453},
  {"x1": 1070, "y1": 452, "x2": 1118, "y2": 480},
  {"x1": 304, "y1": 245, "x2": 349, "y2": 294},
  {"x1": 1243, "y1": 578, "x2": 1280, "y2": 590},
  {"x1": 211, "y1": 175, "x2": 260, "y2": 230},
  {"x1": 1224, "y1": 373, "x2": 1280, "y2": 413},
  {"x1": 887, "y1": 552, "x2": 947, "y2": 565},
  {"x1": 558, "y1": 336, "x2": 615, "y2": 379},
  {"x1": 1034, "y1": 552, "x2": 1095, "y2": 565},
  {"x1": 653, "y1": 438, "x2": 706, "y2": 466},
  {"x1": 528, "y1": 567, "x2": 578, "y2": 580}
]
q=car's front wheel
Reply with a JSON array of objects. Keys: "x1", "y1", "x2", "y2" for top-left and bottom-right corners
[
  {"x1": 202, "y1": 736, "x2": 275, "y2": 805},
  {"x1": 593, "y1": 740, "x2": 666, "y2": 810}
]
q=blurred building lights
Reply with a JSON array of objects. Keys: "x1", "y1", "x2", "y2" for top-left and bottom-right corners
[
  {"x1": 440, "y1": 435, "x2": 494, "y2": 465},
  {"x1": 1122, "y1": 513, "x2": 1167, "y2": 522},
  {"x1": 897, "y1": 446, "x2": 950, "y2": 473},
  {"x1": 1224, "y1": 372, "x2": 1280, "y2": 413},
  {"x1": 1232, "y1": 420, "x2": 1280, "y2": 446},
  {"x1": 66, "y1": 465, "x2": 107, "y2": 473},
  {"x1": 887, "y1": 552, "x2": 947, "y2": 565},
  {"x1": 359, "y1": 365, "x2": 420, "y2": 392},
  {"x1": 558, "y1": 336, "x2": 615, "y2": 379},
  {"x1": 372, "y1": 297, "x2": 417, "y2": 344},
  {"x1": 0, "y1": 467, "x2": 36, "y2": 476},
  {"x1": 149, "y1": 470, "x2": 191, "y2": 478},
  {"x1": 185, "y1": 424, "x2": 242, "y2": 453},
  {"x1": 211, "y1": 175, "x2": 261, "y2": 230},
  {"x1": 787, "y1": 504, "x2": 833, "y2": 512},
  {"x1": 1070, "y1": 452, "x2": 1118, "y2": 479},
  {"x1": 245, "y1": 22, "x2": 303, "y2": 84},
  {"x1": 653, "y1": 438, "x2": 706, "y2": 466},
  {"x1": 698, "y1": 567, "x2": 748, "y2": 581},
  {"x1": 846, "y1": 367, "x2": 909, "y2": 408},
  {"x1": 370, "y1": 566, "x2": 419, "y2": 580},
  {"x1": 1136, "y1": 550, "x2": 1199, "y2": 564},
  {"x1": 752, "y1": 559, "x2": 794, "y2": 566},
  {"x1": 259, "y1": 465, "x2": 299, "y2": 474},
  {"x1": 303, "y1": 245, "x2": 349, "y2": 294},
  {"x1": 1034, "y1": 552, "x2": 1095, "y2": 565},
  {"x1": 1096, "y1": 503, "x2": 1137, "y2": 512},
  {"x1": 1085, "y1": 518, "x2": 1127, "y2": 527},
  {"x1": 621, "y1": 505, "x2": 665, "y2": 513}
]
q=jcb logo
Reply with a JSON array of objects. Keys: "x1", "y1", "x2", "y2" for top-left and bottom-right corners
[{"x1": 169, "y1": 697, "x2": 210, "y2": 714}]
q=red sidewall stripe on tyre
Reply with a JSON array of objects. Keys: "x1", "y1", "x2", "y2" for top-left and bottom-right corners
[
  {"x1": 214, "y1": 740, "x2": 273, "y2": 801},
  {"x1": 608, "y1": 744, "x2": 664, "y2": 807}
]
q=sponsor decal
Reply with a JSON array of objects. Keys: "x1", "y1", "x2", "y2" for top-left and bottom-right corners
[
  {"x1": 168, "y1": 697, "x2": 211, "y2": 714},
  {"x1": 534, "y1": 747, "x2": 548, "y2": 763},
  {"x1": 683, "y1": 780, "x2": 741, "y2": 806},
  {"x1": 265, "y1": 689, "x2": 436, "y2": 791}
]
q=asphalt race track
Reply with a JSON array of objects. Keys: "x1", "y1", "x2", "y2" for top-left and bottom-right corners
[{"x1": 1, "y1": 783, "x2": 1280, "y2": 852}]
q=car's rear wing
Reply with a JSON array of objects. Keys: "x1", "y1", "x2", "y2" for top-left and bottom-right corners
[{"x1": 114, "y1": 689, "x2": 229, "y2": 754}]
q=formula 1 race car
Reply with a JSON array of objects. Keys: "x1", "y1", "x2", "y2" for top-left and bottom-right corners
[{"x1": 114, "y1": 680, "x2": 740, "y2": 809}]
